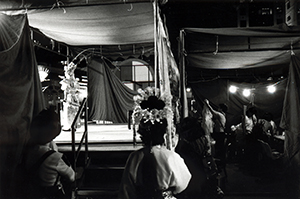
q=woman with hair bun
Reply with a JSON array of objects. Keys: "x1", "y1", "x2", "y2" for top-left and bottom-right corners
[{"x1": 118, "y1": 88, "x2": 191, "y2": 199}]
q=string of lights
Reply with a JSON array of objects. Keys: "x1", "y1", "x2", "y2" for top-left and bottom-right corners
[{"x1": 228, "y1": 79, "x2": 284, "y2": 97}]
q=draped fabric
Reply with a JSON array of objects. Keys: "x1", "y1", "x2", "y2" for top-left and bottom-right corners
[
  {"x1": 0, "y1": 14, "x2": 23, "y2": 51},
  {"x1": 0, "y1": 0, "x2": 156, "y2": 10},
  {"x1": 279, "y1": 55, "x2": 300, "y2": 198},
  {"x1": 1, "y1": 2, "x2": 156, "y2": 61},
  {"x1": 156, "y1": 6, "x2": 180, "y2": 150},
  {"x1": 184, "y1": 24, "x2": 300, "y2": 70},
  {"x1": 157, "y1": 12, "x2": 180, "y2": 104},
  {"x1": 0, "y1": 14, "x2": 45, "y2": 198},
  {"x1": 88, "y1": 58, "x2": 137, "y2": 123},
  {"x1": 26, "y1": 2, "x2": 154, "y2": 46},
  {"x1": 280, "y1": 55, "x2": 300, "y2": 159}
]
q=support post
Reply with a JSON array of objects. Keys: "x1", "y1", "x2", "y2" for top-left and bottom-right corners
[
  {"x1": 153, "y1": 0, "x2": 158, "y2": 91},
  {"x1": 179, "y1": 30, "x2": 188, "y2": 119}
]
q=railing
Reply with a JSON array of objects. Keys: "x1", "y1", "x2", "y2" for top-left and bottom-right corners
[{"x1": 71, "y1": 97, "x2": 89, "y2": 177}]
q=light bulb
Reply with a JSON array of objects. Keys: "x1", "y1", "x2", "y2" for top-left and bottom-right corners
[
  {"x1": 243, "y1": 89, "x2": 251, "y2": 97},
  {"x1": 229, "y1": 85, "x2": 237, "y2": 93},
  {"x1": 267, "y1": 85, "x2": 276, "y2": 93}
]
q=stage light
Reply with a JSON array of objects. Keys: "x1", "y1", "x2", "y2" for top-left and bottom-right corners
[
  {"x1": 229, "y1": 85, "x2": 237, "y2": 93},
  {"x1": 243, "y1": 89, "x2": 251, "y2": 97},
  {"x1": 186, "y1": 87, "x2": 191, "y2": 92},
  {"x1": 267, "y1": 85, "x2": 276, "y2": 93}
]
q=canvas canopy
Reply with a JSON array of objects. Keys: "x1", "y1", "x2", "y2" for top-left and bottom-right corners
[
  {"x1": 183, "y1": 24, "x2": 300, "y2": 70},
  {"x1": 1, "y1": 1, "x2": 157, "y2": 46},
  {"x1": 27, "y1": 3, "x2": 155, "y2": 46},
  {"x1": 1, "y1": 1, "x2": 157, "y2": 61}
]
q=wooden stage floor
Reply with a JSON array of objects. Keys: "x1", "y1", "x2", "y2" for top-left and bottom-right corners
[{"x1": 54, "y1": 123, "x2": 142, "y2": 151}]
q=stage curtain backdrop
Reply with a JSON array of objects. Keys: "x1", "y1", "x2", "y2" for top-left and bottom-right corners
[
  {"x1": 88, "y1": 58, "x2": 137, "y2": 123},
  {"x1": 0, "y1": 14, "x2": 45, "y2": 198}
]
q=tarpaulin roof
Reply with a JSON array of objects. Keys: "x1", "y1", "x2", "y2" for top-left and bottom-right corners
[
  {"x1": 1, "y1": 1, "x2": 156, "y2": 46},
  {"x1": 0, "y1": 1, "x2": 159, "y2": 63},
  {"x1": 0, "y1": 0, "x2": 156, "y2": 11},
  {"x1": 28, "y1": 2, "x2": 154, "y2": 46},
  {"x1": 183, "y1": 24, "x2": 300, "y2": 70}
]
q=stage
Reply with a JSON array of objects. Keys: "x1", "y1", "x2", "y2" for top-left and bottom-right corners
[{"x1": 54, "y1": 123, "x2": 142, "y2": 151}]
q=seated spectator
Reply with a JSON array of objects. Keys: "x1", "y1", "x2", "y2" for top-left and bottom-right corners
[
  {"x1": 24, "y1": 109, "x2": 75, "y2": 199},
  {"x1": 257, "y1": 139, "x2": 282, "y2": 161},
  {"x1": 259, "y1": 112, "x2": 277, "y2": 136},
  {"x1": 118, "y1": 90, "x2": 191, "y2": 199}
]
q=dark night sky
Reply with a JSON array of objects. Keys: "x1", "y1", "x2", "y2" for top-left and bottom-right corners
[{"x1": 162, "y1": 2, "x2": 237, "y2": 54}]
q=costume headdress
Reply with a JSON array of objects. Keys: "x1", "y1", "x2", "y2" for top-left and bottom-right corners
[{"x1": 132, "y1": 87, "x2": 173, "y2": 127}]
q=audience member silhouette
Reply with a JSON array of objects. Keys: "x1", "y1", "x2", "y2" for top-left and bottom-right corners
[
  {"x1": 24, "y1": 109, "x2": 75, "y2": 199},
  {"x1": 177, "y1": 117, "x2": 224, "y2": 199},
  {"x1": 119, "y1": 95, "x2": 191, "y2": 199}
]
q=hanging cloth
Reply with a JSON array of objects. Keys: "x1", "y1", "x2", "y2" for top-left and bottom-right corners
[
  {"x1": 88, "y1": 58, "x2": 137, "y2": 123},
  {"x1": 0, "y1": 13, "x2": 45, "y2": 198}
]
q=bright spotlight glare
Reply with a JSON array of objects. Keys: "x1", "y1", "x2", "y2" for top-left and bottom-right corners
[
  {"x1": 243, "y1": 89, "x2": 251, "y2": 97},
  {"x1": 186, "y1": 87, "x2": 191, "y2": 92},
  {"x1": 267, "y1": 85, "x2": 276, "y2": 93},
  {"x1": 229, "y1": 85, "x2": 237, "y2": 93}
]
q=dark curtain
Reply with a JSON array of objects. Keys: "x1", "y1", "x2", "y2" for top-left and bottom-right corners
[
  {"x1": 190, "y1": 78, "x2": 286, "y2": 130},
  {"x1": 280, "y1": 55, "x2": 300, "y2": 198},
  {"x1": 280, "y1": 55, "x2": 300, "y2": 158},
  {"x1": 88, "y1": 58, "x2": 137, "y2": 123},
  {"x1": 0, "y1": 14, "x2": 45, "y2": 198}
]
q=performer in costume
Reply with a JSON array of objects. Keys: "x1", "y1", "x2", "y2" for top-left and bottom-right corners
[{"x1": 118, "y1": 87, "x2": 191, "y2": 199}]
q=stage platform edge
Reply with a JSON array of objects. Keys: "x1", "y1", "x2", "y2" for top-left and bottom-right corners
[{"x1": 55, "y1": 123, "x2": 142, "y2": 152}]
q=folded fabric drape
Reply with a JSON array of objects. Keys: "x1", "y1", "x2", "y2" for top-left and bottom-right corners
[
  {"x1": 88, "y1": 58, "x2": 137, "y2": 123},
  {"x1": 0, "y1": 14, "x2": 45, "y2": 198},
  {"x1": 27, "y1": 3, "x2": 155, "y2": 46},
  {"x1": 280, "y1": 55, "x2": 300, "y2": 159}
]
